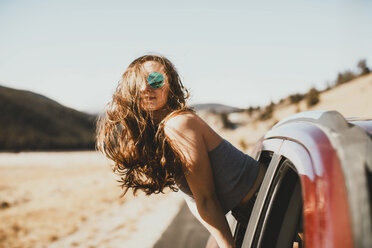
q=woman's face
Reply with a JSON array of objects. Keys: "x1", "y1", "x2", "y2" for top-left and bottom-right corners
[{"x1": 140, "y1": 61, "x2": 170, "y2": 111}]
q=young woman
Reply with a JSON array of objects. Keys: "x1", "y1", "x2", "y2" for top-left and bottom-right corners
[{"x1": 96, "y1": 54, "x2": 266, "y2": 248}]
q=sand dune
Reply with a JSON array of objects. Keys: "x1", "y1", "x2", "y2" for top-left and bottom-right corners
[
  {"x1": 218, "y1": 73, "x2": 372, "y2": 151},
  {"x1": 274, "y1": 73, "x2": 372, "y2": 121}
]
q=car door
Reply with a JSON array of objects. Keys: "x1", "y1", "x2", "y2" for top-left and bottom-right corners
[
  {"x1": 237, "y1": 138, "x2": 305, "y2": 248},
  {"x1": 235, "y1": 111, "x2": 372, "y2": 248}
]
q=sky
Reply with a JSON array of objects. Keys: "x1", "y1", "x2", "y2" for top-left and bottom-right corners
[{"x1": 1, "y1": 0, "x2": 371, "y2": 113}]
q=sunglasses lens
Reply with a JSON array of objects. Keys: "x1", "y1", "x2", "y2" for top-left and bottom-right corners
[{"x1": 147, "y1": 72, "x2": 165, "y2": 89}]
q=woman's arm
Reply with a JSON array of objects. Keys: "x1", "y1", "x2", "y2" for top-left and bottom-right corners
[
  {"x1": 184, "y1": 195, "x2": 225, "y2": 248},
  {"x1": 164, "y1": 113, "x2": 236, "y2": 248}
]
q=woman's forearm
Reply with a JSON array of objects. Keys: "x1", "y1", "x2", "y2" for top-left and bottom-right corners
[{"x1": 195, "y1": 194, "x2": 236, "y2": 248}]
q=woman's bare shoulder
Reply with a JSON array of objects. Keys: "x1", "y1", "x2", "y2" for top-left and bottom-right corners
[
  {"x1": 164, "y1": 111, "x2": 201, "y2": 131},
  {"x1": 164, "y1": 111, "x2": 222, "y2": 151}
]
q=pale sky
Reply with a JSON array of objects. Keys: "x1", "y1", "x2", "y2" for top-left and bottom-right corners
[{"x1": 1, "y1": 0, "x2": 371, "y2": 113}]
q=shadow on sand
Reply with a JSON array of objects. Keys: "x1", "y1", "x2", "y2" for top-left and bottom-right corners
[{"x1": 153, "y1": 202, "x2": 209, "y2": 248}]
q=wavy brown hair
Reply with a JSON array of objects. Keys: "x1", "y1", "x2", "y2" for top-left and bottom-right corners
[{"x1": 96, "y1": 54, "x2": 193, "y2": 196}]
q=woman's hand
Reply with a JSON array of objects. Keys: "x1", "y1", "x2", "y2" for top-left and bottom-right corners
[{"x1": 164, "y1": 112, "x2": 236, "y2": 248}]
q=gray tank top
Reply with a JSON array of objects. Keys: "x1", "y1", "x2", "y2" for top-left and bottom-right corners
[{"x1": 176, "y1": 139, "x2": 260, "y2": 214}]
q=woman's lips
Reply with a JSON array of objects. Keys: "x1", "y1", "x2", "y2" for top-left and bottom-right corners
[{"x1": 142, "y1": 95, "x2": 156, "y2": 101}]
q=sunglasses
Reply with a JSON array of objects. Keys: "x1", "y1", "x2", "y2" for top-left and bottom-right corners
[{"x1": 147, "y1": 72, "x2": 165, "y2": 89}]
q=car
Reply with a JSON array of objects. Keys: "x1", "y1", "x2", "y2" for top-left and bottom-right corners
[{"x1": 221, "y1": 110, "x2": 372, "y2": 248}]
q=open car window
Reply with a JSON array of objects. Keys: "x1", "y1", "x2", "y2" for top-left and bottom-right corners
[
  {"x1": 238, "y1": 152, "x2": 305, "y2": 248},
  {"x1": 257, "y1": 159, "x2": 303, "y2": 248}
]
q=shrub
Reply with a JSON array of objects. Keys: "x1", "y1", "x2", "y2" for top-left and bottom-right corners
[
  {"x1": 220, "y1": 112, "x2": 235, "y2": 129},
  {"x1": 357, "y1": 59, "x2": 370, "y2": 76},
  {"x1": 259, "y1": 102, "x2": 275, "y2": 121},
  {"x1": 246, "y1": 106, "x2": 260, "y2": 116},
  {"x1": 306, "y1": 88, "x2": 320, "y2": 107},
  {"x1": 289, "y1": 93, "x2": 305, "y2": 104},
  {"x1": 336, "y1": 70, "x2": 357, "y2": 85}
]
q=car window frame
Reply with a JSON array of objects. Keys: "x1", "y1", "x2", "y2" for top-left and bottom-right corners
[{"x1": 242, "y1": 138, "x2": 310, "y2": 248}]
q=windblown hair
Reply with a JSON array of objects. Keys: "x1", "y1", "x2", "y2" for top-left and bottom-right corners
[{"x1": 96, "y1": 54, "x2": 193, "y2": 196}]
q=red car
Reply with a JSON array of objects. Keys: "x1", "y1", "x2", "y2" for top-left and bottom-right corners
[{"x1": 225, "y1": 110, "x2": 372, "y2": 248}]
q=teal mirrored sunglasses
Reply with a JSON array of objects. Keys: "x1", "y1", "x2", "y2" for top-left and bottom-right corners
[{"x1": 147, "y1": 72, "x2": 165, "y2": 89}]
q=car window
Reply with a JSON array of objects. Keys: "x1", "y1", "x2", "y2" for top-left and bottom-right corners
[
  {"x1": 232, "y1": 151, "x2": 273, "y2": 247},
  {"x1": 255, "y1": 159, "x2": 304, "y2": 248}
]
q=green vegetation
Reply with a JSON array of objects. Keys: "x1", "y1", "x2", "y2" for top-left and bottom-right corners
[
  {"x1": 306, "y1": 88, "x2": 320, "y2": 107},
  {"x1": 358, "y1": 59, "x2": 370, "y2": 76},
  {"x1": 336, "y1": 59, "x2": 370, "y2": 86},
  {"x1": 246, "y1": 58, "x2": 370, "y2": 121},
  {"x1": 4, "y1": 58, "x2": 369, "y2": 149},
  {"x1": 336, "y1": 70, "x2": 357, "y2": 86},
  {"x1": 246, "y1": 106, "x2": 260, "y2": 116},
  {"x1": 259, "y1": 102, "x2": 275, "y2": 121},
  {"x1": 0, "y1": 85, "x2": 96, "y2": 151},
  {"x1": 220, "y1": 112, "x2": 235, "y2": 129},
  {"x1": 289, "y1": 93, "x2": 305, "y2": 104}
]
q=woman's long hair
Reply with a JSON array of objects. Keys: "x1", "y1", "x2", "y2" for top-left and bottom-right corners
[{"x1": 96, "y1": 55, "x2": 193, "y2": 196}]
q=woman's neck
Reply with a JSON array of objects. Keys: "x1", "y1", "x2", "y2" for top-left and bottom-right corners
[{"x1": 152, "y1": 107, "x2": 171, "y2": 124}]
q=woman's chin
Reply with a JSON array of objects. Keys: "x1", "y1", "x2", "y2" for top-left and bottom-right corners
[
  {"x1": 141, "y1": 101, "x2": 168, "y2": 114},
  {"x1": 143, "y1": 104, "x2": 161, "y2": 112}
]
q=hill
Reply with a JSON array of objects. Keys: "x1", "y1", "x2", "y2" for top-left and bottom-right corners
[
  {"x1": 197, "y1": 73, "x2": 372, "y2": 151},
  {"x1": 191, "y1": 103, "x2": 242, "y2": 113},
  {"x1": 271, "y1": 72, "x2": 372, "y2": 121},
  {"x1": 0, "y1": 85, "x2": 96, "y2": 151}
]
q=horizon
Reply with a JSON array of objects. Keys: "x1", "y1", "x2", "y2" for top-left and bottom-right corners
[
  {"x1": 0, "y1": 82, "x2": 246, "y2": 115},
  {"x1": 1, "y1": 0, "x2": 371, "y2": 113}
]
